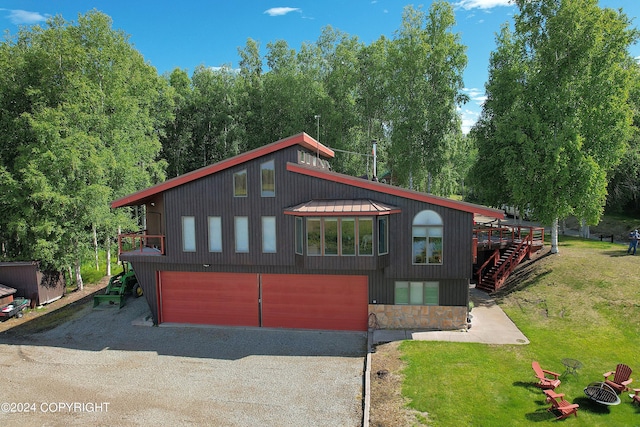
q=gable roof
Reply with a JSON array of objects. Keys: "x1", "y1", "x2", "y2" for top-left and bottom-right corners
[
  {"x1": 112, "y1": 132, "x2": 503, "y2": 219},
  {"x1": 112, "y1": 132, "x2": 333, "y2": 208},
  {"x1": 286, "y1": 162, "x2": 504, "y2": 219}
]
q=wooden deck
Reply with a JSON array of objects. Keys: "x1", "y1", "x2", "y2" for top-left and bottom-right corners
[
  {"x1": 473, "y1": 225, "x2": 545, "y2": 292},
  {"x1": 118, "y1": 232, "x2": 165, "y2": 255}
]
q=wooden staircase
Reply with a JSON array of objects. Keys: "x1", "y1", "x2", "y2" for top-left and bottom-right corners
[{"x1": 476, "y1": 240, "x2": 531, "y2": 293}]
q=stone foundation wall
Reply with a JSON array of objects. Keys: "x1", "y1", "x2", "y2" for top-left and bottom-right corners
[{"x1": 368, "y1": 304, "x2": 467, "y2": 330}]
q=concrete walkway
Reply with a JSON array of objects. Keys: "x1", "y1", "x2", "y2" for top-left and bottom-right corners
[{"x1": 371, "y1": 287, "x2": 529, "y2": 345}]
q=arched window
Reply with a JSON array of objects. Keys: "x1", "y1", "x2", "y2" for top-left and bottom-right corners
[{"x1": 412, "y1": 210, "x2": 443, "y2": 264}]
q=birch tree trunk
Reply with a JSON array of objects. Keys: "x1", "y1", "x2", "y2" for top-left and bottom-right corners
[
  {"x1": 551, "y1": 217, "x2": 559, "y2": 254},
  {"x1": 93, "y1": 224, "x2": 99, "y2": 270},
  {"x1": 106, "y1": 237, "x2": 111, "y2": 276},
  {"x1": 74, "y1": 259, "x2": 84, "y2": 290},
  {"x1": 580, "y1": 219, "x2": 590, "y2": 239}
]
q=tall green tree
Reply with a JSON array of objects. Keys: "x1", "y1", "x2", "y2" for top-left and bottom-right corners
[
  {"x1": 606, "y1": 63, "x2": 640, "y2": 213},
  {"x1": 162, "y1": 68, "x2": 195, "y2": 177},
  {"x1": 237, "y1": 38, "x2": 265, "y2": 150},
  {"x1": 470, "y1": 0, "x2": 638, "y2": 253},
  {"x1": 468, "y1": 24, "x2": 526, "y2": 209},
  {"x1": 387, "y1": 2, "x2": 468, "y2": 192},
  {"x1": 0, "y1": 11, "x2": 172, "y2": 285}
]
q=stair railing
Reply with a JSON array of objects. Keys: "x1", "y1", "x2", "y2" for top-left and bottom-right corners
[
  {"x1": 476, "y1": 248, "x2": 500, "y2": 288},
  {"x1": 491, "y1": 234, "x2": 532, "y2": 290}
]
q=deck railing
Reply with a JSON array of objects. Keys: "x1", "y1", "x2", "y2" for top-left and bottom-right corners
[
  {"x1": 118, "y1": 231, "x2": 165, "y2": 255},
  {"x1": 473, "y1": 225, "x2": 544, "y2": 253}
]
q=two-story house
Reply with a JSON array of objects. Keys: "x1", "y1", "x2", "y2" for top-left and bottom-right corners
[{"x1": 112, "y1": 132, "x2": 504, "y2": 331}]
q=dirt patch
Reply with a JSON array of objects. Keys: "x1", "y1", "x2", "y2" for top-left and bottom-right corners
[
  {"x1": 369, "y1": 341, "x2": 429, "y2": 426},
  {"x1": 0, "y1": 277, "x2": 109, "y2": 335}
]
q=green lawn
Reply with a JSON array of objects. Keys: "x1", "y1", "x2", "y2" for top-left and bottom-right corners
[{"x1": 399, "y1": 236, "x2": 640, "y2": 426}]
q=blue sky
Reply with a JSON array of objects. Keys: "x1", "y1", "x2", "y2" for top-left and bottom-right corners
[{"x1": 1, "y1": 1, "x2": 639, "y2": 133}]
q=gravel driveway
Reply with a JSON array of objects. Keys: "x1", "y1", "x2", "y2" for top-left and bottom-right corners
[{"x1": 0, "y1": 296, "x2": 367, "y2": 426}]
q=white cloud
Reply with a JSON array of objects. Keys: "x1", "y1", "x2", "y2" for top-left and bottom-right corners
[
  {"x1": 264, "y1": 7, "x2": 301, "y2": 17},
  {"x1": 454, "y1": 0, "x2": 513, "y2": 11},
  {"x1": 0, "y1": 9, "x2": 48, "y2": 25},
  {"x1": 463, "y1": 87, "x2": 487, "y2": 106},
  {"x1": 459, "y1": 108, "x2": 481, "y2": 134}
]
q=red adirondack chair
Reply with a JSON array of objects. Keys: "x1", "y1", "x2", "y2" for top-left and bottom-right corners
[
  {"x1": 603, "y1": 364, "x2": 633, "y2": 394},
  {"x1": 630, "y1": 389, "x2": 640, "y2": 405},
  {"x1": 544, "y1": 389, "x2": 579, "y2": 420},
  {"x1": 532, "y1": 361, "x2": 561, "y2": 390}
]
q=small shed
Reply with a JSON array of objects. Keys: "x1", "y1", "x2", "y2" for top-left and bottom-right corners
[
  {"x1": 0, "y1": 284, "x2": 17, "y2": 306},
  {"x1": 0, "y1": 262, "x2": 65, "y2": 305}
]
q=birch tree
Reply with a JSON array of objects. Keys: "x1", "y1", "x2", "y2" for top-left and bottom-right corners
[
  {"x1": 470, "y1": 0, "x2": 638, "y2": 253},
  {"x1": 387, "y1": 2, "x2": 468, "y2": 192},
  {"x1": 0, "y1": 11, "x2": 172, "y2": 285}
]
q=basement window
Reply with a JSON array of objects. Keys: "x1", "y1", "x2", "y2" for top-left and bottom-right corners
[{"x1": 395, "y1": 281, "x2": 439, "y2": 305}]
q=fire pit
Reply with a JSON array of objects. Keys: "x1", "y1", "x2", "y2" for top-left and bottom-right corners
[{"x1": 584, "y1": 382, "x2": 621, "y2": 406}]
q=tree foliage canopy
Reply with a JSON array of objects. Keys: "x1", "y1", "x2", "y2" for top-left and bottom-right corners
[
  {"x1": 469, "y1": 0, "x2": 639, "y2": 227},
  {"x1": 0, "y1": 10, "x2": 173, "y2": 271}
]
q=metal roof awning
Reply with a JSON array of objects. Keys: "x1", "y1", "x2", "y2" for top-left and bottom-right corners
[{"x1": 284, "y1": 199, "x2": 401, "y2": 216}]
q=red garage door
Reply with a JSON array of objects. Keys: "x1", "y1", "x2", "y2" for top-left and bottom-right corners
[
  {"x1": 261, "y1": 274, "x2": 368, "y2": 331},
  {"x1": 158, "y1": 272, "x2": 259, "y2": 326}
]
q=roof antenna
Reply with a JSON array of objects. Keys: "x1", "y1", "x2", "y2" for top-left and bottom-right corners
[
  {"x1": 314, "y1": 114, "x2": 321, "y2": 160},
  {"x1": 372, "y1": 139, "x2": 378, "y2": 181}
]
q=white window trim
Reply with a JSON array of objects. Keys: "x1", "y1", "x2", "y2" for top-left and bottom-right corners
[
  {"x1": 262, "y1": 216, "x2": 277, "y2": 253},
  {"x1": 235, "y1": 216, "x2": 249, "y2": 253},
  {"x1": 208, "y1": 216, "x2": 222, "y2": 252},
  {"x1": 182, "y1": 216, "x2": 196, "y2": 252},
  {"x1": 412, "y1": 210, "x2": 443, "y2": 265}
]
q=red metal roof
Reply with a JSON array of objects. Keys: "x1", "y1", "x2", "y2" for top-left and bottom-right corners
[
  {"x1": 286, "y1": 163, "x2": 505, "y2": 219},
  {"x1": 284, "y1": 199, "x2": 401, "y2": 216},
  {"x1": 111, "y1": 132, "x2": 334, "y2": 208},
  {"x1": 111, "y1": 131, "x2": 504, "y2": 219}
]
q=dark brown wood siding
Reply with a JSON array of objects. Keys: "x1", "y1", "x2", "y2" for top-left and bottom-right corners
[{"x1": 125, "y1": 145, "x2": 475, "y2": 321}]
